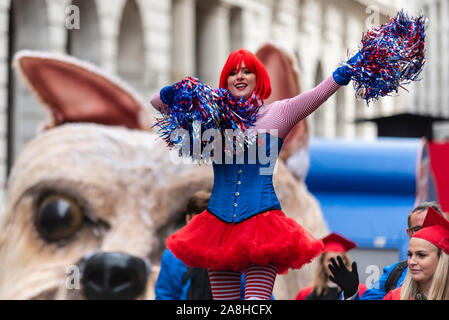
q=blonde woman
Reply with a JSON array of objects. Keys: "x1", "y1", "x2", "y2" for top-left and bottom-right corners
[
  {"x1": 295, "y1": 233, "x2": 367, "y2": 300},
  {"x1": 384, "y1": 207, "x2": 449, "y2": 300}
]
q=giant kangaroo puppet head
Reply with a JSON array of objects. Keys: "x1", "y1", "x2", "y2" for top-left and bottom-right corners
[{"x1": 0, "y1": 48, "x2": 327, "y2": 300}]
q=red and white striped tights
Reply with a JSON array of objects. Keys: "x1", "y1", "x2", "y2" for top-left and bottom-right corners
[{"x1": 207, "y1": 264, "x2": 277, "y2": 300}]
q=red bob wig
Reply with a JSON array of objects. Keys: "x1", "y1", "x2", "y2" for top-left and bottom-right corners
[{"x1": 219, "y1": 48, "x2": 271, "y2": 101}]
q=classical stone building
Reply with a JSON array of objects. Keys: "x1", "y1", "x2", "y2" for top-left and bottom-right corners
[{"x1": 0, "y1": 0, "x2": 447, "y2": 201}]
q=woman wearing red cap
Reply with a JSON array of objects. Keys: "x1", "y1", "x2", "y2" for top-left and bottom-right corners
[
  {"x1": 383, "y1": 208, "x2": 449, "y2": 300},
  {"x1": 295, "y1": 233, "x2": 367, "y2": 300},
  {"x1": 152, "y1": 48, "x2": 357, "y2": 300}
]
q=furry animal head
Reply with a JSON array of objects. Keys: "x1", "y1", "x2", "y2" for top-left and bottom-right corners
[{"x1": 0, "y1": 46, "x2": 326, "y2": 300}]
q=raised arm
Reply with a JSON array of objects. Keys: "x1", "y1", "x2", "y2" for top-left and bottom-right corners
[{"x1": 150, "y1": 92, "x2": 168, "y2": 114}]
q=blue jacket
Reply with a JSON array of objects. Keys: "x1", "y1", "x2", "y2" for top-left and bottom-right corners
[
  {"x1": 349, "y1": 261, "x2": 407, "y2": 300},
  {"x1": 208, "y1": 133, "x2": 283, "y2": 223},
  {"x1": 155, "y1": 249, "x2": 190, "y2": 300},
  {"x1": 155, "y1": 249, "x2": 275, "y2": 300}
]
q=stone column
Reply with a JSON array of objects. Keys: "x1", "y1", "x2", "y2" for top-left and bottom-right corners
[
  {"x1": 0, "y1": 0, "x2": 9, "y2": 200},
  {"x1": 298, "y1": 0, "x2": 321, "y2": 88},
  {"x1": 403, "y1": 0, "x2": 418, "y2": 115},
  {"x1": 65, "y1": 0, "x2": 101, "y2": 65},
  {"x1": 417, "y1": 1, "x2": 427, "y2": 115},
  {"x1": 270, "y1": 0, "x2": 299, "y2": 54},
  {"x1": 96, "y1": 0, "x2": 124, "y2": 75},
  {"x1": 140, "y1": 0, "x2": 172, "y2": 94},
  {"x1": 322, "y1": 5, "x2": 344, "y2": 138},
  {"x1": 344, "y1": 14, "x2": 364, "y2": 139},
  {"x1": 46, "y1": 0, "x2": 69, "y2": 53},
  {"x1": 239, "y1": 1, "x2": 270, "y2": 52},
  {"x1": 298, "y1": 0, "x2": 322, "y2": 137},
  {"x1": 9, "y1": 0, "x2": 49, "y2": 168},
  {"x1": 172, "y1": 0, "x2": 196, "y2": 81}
]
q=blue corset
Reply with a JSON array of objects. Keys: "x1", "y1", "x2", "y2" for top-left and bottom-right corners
[{"x1": 207, "y1": 133, "x2": 284, "y2": 223}]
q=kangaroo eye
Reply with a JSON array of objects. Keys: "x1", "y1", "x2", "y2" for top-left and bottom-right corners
[{"x1": 35, "y1": 195, "x2": 84, "y2": 242}]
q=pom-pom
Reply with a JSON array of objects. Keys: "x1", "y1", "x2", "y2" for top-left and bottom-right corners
[
  {"x1": 152, "y1": 77, "x2": 261, "y2": 161},
  {"x1": 347, "y1": 10, "x2": 426, "y2": 104}
]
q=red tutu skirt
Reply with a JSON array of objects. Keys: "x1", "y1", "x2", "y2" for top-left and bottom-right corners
[{"x1": 166, "y1": 210, "x2": 324, "y2": 274}]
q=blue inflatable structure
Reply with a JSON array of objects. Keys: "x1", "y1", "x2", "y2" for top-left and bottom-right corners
[{"x1": 305, "y1": 137, "x2": 437, "y2": 260}]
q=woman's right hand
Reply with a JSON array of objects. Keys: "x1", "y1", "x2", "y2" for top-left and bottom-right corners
[
  {"x1": 332, "y1": 51, "x2": 362, "y2": 86},
  {"x1": 328, "y1": 256, "x2": 360, "y2": 298},
  {"x1": 160, "y1": 85, "x2": 176, "y2": 105}
]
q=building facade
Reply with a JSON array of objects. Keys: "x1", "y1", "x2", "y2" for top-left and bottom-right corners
[{"x1": 0, "y1": 0, "x2": 447, "y2": 202}]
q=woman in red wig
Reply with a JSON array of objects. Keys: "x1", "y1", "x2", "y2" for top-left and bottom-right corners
[{"x1": 151, "y1": 48, "x2": 355, "y2": 300}]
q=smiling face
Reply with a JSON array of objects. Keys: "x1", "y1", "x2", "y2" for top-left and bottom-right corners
[
  {"x1": 226, "y1": 62, "x2": 257, "y2": 99},
  {"x1": 407, "y1": 237, "x2": 440, "y2": 288}
]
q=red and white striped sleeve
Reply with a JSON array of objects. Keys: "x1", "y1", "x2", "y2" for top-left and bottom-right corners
[{"x1": 256, "y1": 76, "x2": 341, "y2": 139}]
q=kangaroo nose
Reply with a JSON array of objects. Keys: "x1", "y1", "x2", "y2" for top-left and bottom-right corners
[{"x1": 81, "y1": 252, "x2": 149, "y2": 300}]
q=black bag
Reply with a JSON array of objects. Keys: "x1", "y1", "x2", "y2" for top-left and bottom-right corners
[
  {"x1": 384, "y1": 260, "x2": 408, "y2": 294},
  {"x1": 182, "y1": 267, "x2": 213, "y2": 300}
]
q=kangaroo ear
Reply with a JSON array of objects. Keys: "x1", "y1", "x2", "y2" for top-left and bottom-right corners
[
  {"x1": 256, "y1": 43, "x2": 308, "y2": 161},
  {"x1": 13, "y1": 50, "x2": 153, "y2": 131}
]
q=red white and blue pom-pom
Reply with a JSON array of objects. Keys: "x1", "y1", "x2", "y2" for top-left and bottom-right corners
[
  {"x1": 347, "y1": 10, "x2": 426, "y2": 104},
  {"x1": 153, "y1": 77, "x2": 261, "y2": 161}
]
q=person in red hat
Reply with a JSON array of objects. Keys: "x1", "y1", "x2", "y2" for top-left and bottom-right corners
[
  {"x1": 295, "y1": 232, "x2": 367, "y2": 300},
  {"x1": 383, "y1": 207, "x2": 449, "y2": 300}
]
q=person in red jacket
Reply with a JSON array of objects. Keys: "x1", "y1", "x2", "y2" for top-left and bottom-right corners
[
  {"x1": 384, "y1": 207, "x2": 449, "y2": 300},
  {"x1": 295, "y1": 232, "x2": 367, "y2": 300}
]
